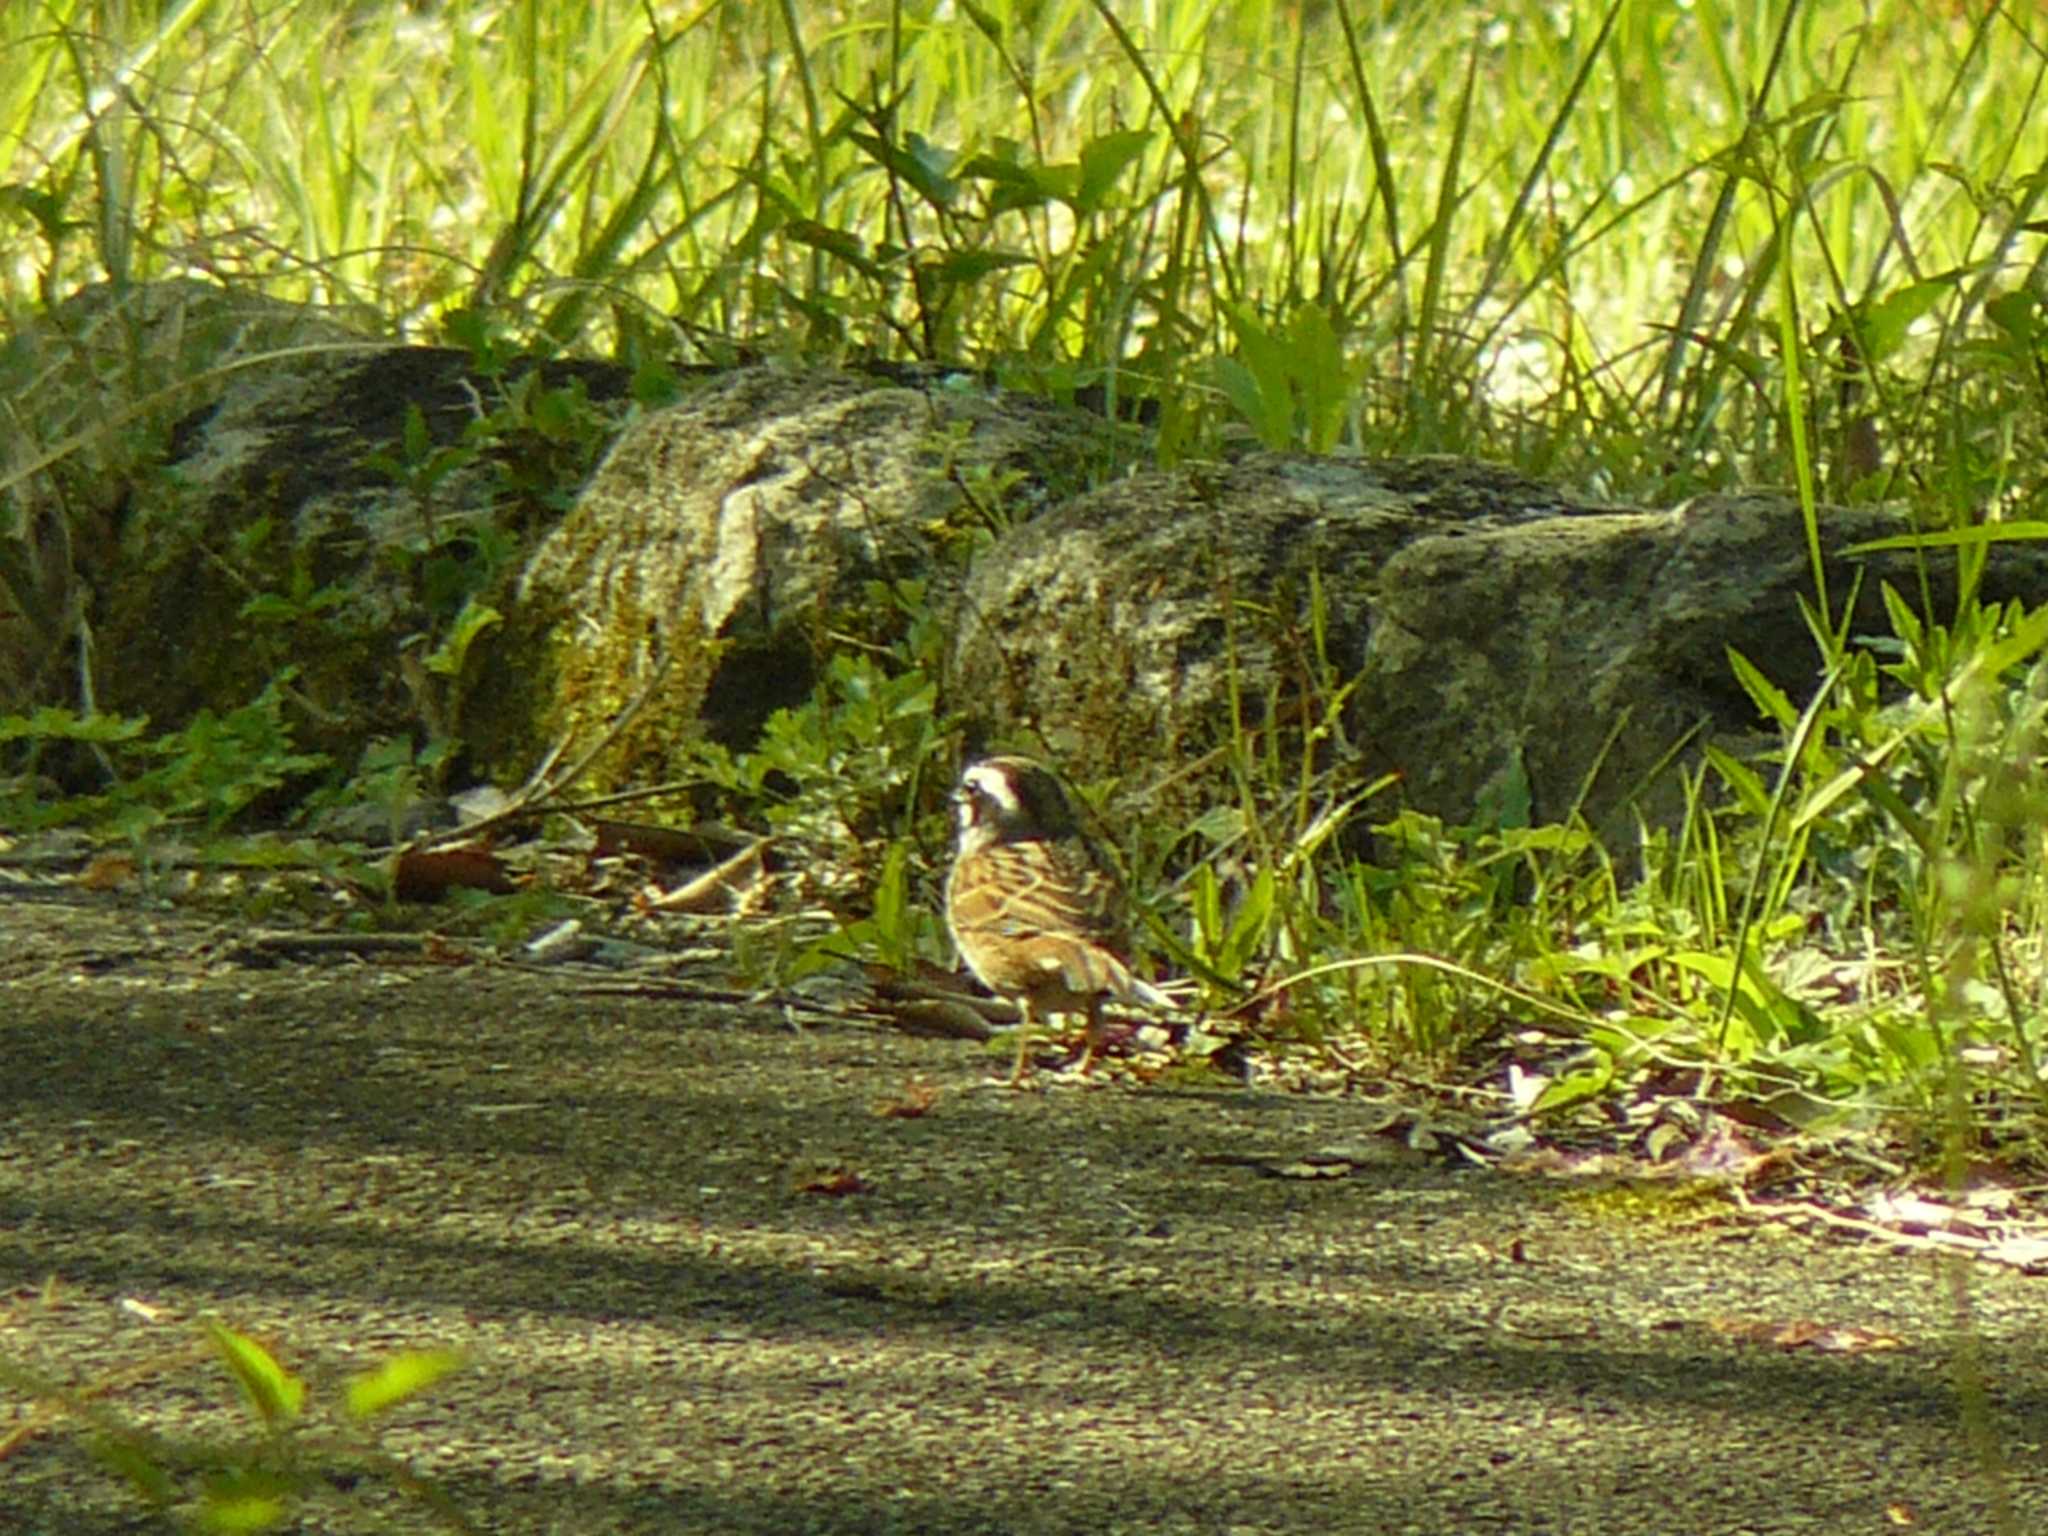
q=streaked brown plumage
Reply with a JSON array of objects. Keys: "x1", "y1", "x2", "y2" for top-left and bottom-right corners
[{"x1": 944, "y1": 755, "x2": 1168, "y2": 1083}]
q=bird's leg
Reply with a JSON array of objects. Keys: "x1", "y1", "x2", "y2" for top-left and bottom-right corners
[
  {"x1": 1005, "y1": 998, "x2": 1037, "y2": 1087},
  {"x1": 1075, "y1": 998, "x2": 1104, "y2": 1076}
]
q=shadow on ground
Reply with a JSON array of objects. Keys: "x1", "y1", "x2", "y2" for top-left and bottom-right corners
[{"x1": 1, "y1": 895, "x2": 2037, "y2": 1534}]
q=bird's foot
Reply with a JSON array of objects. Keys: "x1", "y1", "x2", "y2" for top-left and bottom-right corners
[{"x1": 998, "y1": 1024, "x2": 1039, "y2": 1088}]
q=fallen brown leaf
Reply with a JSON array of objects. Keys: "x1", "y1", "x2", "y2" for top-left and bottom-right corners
[
  {"x1": 875, "y1": 1078, "x2": 941, "y2": 1119},
  {"x1": 795, "y1": 1168, "x2": 871, "y2": 1197},
  {"x1": 393, "y1": 846, "x2": 516, "y2": 901}
]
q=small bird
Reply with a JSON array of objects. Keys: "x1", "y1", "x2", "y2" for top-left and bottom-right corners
[{"x1": 944, "y1": 755, "x2": 1169, "y2": 1084}]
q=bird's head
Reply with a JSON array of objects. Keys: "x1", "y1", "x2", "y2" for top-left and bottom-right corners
[{"x1": 953, "y1": 755, "x2": 1079, "y2": 853}]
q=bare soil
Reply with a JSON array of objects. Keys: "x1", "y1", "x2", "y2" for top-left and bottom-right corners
[{"x1": 3, "y1": 890, "x2": 2043, "y2": 1535}]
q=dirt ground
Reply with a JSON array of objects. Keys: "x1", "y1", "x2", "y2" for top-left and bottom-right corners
[{"x1": 3, "y1": 889, "x2": 2045, "y2": 1535}]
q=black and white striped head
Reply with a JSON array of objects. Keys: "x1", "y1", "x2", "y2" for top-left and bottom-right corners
[{"x1": 953, "y1": 755, "x2": 1079, "y2": 854}]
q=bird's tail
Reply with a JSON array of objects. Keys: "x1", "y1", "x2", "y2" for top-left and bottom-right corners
[
  {"x1": 1058, "y1": 945, "x2": 1170, "y2": 1010},
  {"x1": 1121, "y1": 972, "x2": 1172, "y2": 1009}
]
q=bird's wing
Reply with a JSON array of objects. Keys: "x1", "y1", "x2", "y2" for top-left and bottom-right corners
[
  {"x1": 952, "y1": 839, "x2": 1166, "y2": 1007},
  {"x1": 957, "y1": 839, "x2": 1121, "y2": 942}
]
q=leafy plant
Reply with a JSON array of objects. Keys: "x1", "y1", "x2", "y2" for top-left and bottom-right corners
[
  {"x1": 684, "y1": 639, "x2": 957, "y2": 983},
  {"x1": 2, "y1": 1321, "x2": 468, "y2": 1534},
  {"x1": 0, "y1": 681, "x2": 328, "y2": 839},
  {"x1": 1215, "y1": 301, "x2": 1362, "y2": 454}
]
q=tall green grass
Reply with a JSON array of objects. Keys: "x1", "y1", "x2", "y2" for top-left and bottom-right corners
[{"x1": 5, "y1": 0, "x2": 2044, "y2": 495}]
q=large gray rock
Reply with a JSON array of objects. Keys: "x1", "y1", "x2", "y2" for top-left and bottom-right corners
[
  {"x1": 1, "y1": 280, "x2": 631, "y2": 770},
  {"x1": 946, "y1": 456, "x2": 1563, "y2": 817},
  {"x1": 950, "y1": 455, "x2": 2048, "y2": 835},
  {"x1": 1, "y1": 279, "x2": 368, "y2": 712},
  {"x1": 20, "y1": 291, "x2": 2037, "y2": 847},
  {"x1": 1360, "y1": 491, "x2": 1937, "y2": 831},
  {"x1": 512, "y1": 365, "x2": 1127, "y2": 787}
]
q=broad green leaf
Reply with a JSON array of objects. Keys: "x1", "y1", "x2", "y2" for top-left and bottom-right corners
[
  {"x1": 849, "y1": 129, "x2": 957, "y2": 211},
  {"x1": 1724, "y1": 646, "x2": 1796, "y2": 728},
  {"x1": 196, "y1": 1466, "x2": 295, "y2": 1534},
  {"x1": 345, "y1": 1349, "x2": 468, "y2": 1420},
  {"x1": 1853, "y1": 280, "x2": 1951, "y2": 362},
  {"x1": 1220, "y1": 866, "x2": 1277, "y2": 976},
  {"x1": 1668, "y1": 949, "x2": 1818, "y2": 1050},
  {"x1": 1213, "y1": 355, "x2": 1289, "y2": 450},
  {"x1": 1074, "y1": 129, "x2": 1151, "y2": 211},
  {"x1": 1286, "y1": 303, "x2": 1350, "y2": 452},
  {"x1": 1878, "y1": 582, "x2": 1924, "y2": 657},
  {"x1": 1702, "y1": 744, "x2": 1769, "y2": 817},
  {"x1": 209, "y1": 1324, "x2": 304, "y2": 1427},
  {"x1": 424, "y1": 599, "x2": 503, "y2": 677},
  {"x1": 1190, "y1": 864, "x2": 1225, "y2": 958},
  {"x1": 784, "y1": 220, "x2": 882, "y2": 279},
  {"x1": 1985, "y1": 288, "x2": 2044, "y2": 344},
  {"x1": 1529, "y1": 1057, "x2": 1613, "y2": 1114}
]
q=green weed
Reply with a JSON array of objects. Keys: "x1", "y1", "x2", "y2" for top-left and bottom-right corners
[
  {"x1": 0, "y1": 681, "x2": 327, "y2": 840},
  {"x1": 1, "y1": 1320, "x2": 470, "y2": 1534}
]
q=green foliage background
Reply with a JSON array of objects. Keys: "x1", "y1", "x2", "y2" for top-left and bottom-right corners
[{"x1": 6, "y1": 0, "x2": 2044, "y2": 496}]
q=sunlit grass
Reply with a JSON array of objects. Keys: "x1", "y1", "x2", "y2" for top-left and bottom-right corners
[{"x1": 3, "y1": 0, "x2": 2043, "y2": 494}]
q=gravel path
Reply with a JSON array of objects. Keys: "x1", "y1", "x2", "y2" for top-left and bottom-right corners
[{"x1": 2, "y1": 895, "x2": 2041, "y2": 1534}]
